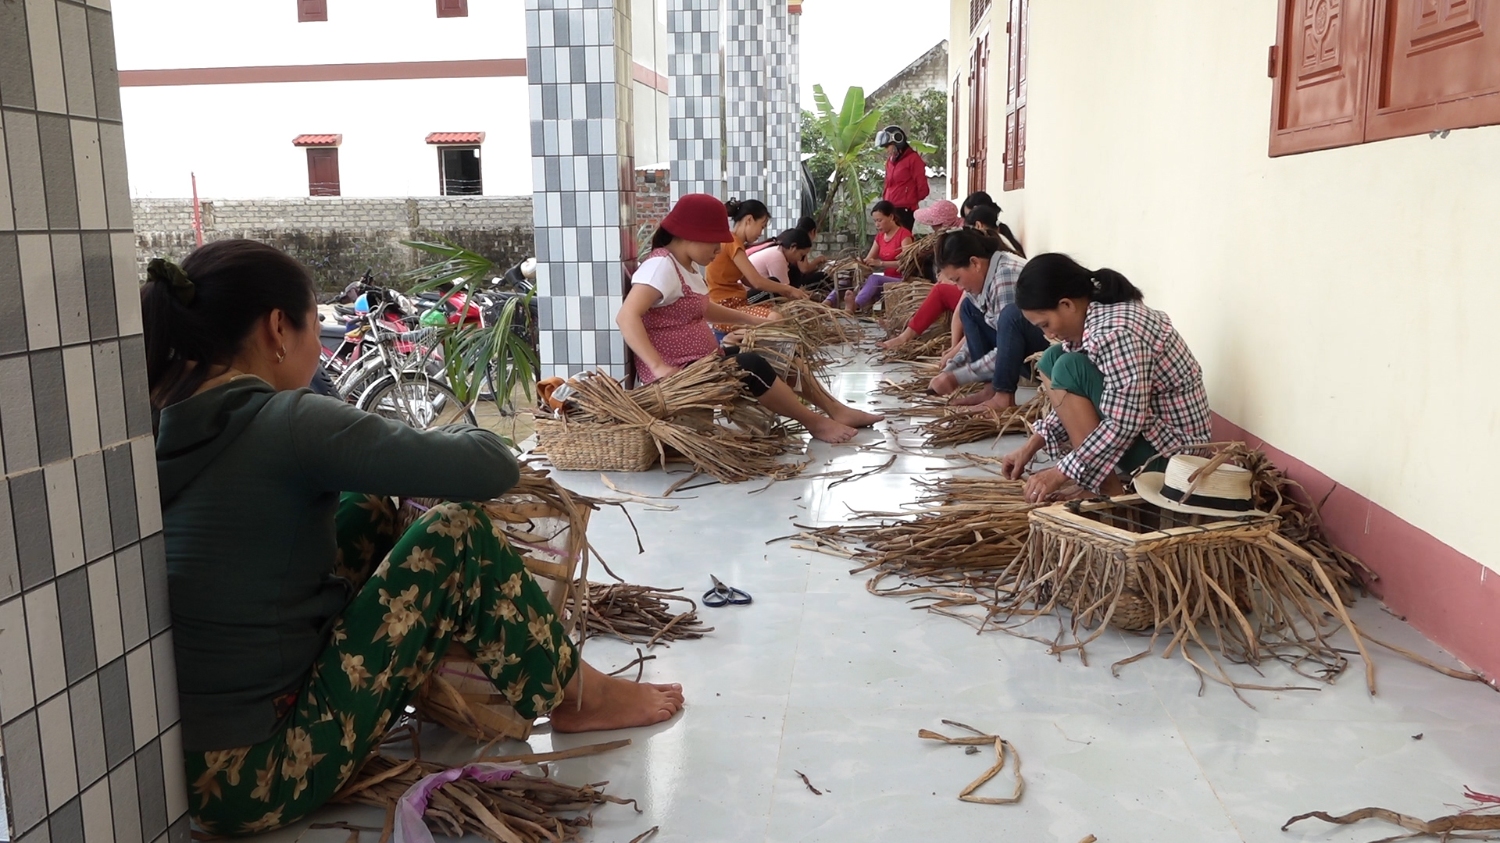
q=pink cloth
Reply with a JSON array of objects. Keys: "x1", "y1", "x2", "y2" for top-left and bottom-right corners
[
  {"x1": 749, "y1": 246, "x2": 792, "y2": 284},
  {"x1": 395, "y1": 763, "x2": 520, "y2": 843}
]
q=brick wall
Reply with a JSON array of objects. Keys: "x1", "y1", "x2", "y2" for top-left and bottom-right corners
[
  {"x1": 132, "y1": 197, "x2": 535, "y2": 293},
  {"x1": 634, "y1": 167, "x2": 672, "y2": 247}
]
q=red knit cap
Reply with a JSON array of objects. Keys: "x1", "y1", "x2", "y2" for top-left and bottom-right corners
[{"x1": 660, "y1": 194, "x2": 733, "y2": 244}]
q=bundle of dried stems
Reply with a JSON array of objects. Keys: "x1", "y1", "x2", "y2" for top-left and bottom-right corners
[
  {"x1": 896, "y1": 233, "x2": 942, "y2": 280},
  {"x1": 333, "y1": 753, "x2": 637, "y2": 843},
  {"x1": 879, "y1": 330, "x2": 951, "y2": 363},
  {"x1": 562, "y1": 371, "x2": 806, "y2": 483},
  {"x1": 921, "y1": 393, "x2": 1047, "y2": 447},
  {"x1": 880, "y1": 279, "x2": 934, "y2": 332},
  {"x1": 571, "y1": 581, "x2": 713, "y2": 647}
]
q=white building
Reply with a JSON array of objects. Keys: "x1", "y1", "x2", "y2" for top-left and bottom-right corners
[{"x1": 112, "y1": 0, "x2": 670, "y2": 199}]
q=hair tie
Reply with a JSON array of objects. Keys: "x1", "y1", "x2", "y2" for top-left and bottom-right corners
[{"x1": 147, "y1": 258, "x2": 196, "y2": 305}]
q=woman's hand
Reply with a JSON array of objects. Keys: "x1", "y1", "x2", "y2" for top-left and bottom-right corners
[
  {"x1": 1023, "y1": 467, "x2": 1070, "y2": 503},
  {"x1": 864, "y1": 258, "x2": 884, "y2": 270},
  {"x1": 928, "y1": 370, "x2": 959, "y2": 396},
  {"x1": 1002, "y1": 435, "x2": 1045, "y2": 480},
  {"x1": 938, "y1": 343, "x2": 962, "y2": 368},
  {"x1": 650, "y1": 361, "x2": 681, "y2": 380},
  {"x1": 720, "y1": 330, "x2": 746, "y2": 347},
  {"x1": 783, "y1": 286, "x2": 810, "y2": 301}
]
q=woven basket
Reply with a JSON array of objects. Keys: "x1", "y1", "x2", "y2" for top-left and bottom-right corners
[
  {"x1": 1027, "y1": 496, "x2": 1271, "y2": 631},
  {"x1": 743, "y1": 338, "x2": 799, "y2": 379},
  {"x1": 535, "y1": 418, "x2": 657, "y2": 472},
  {"x1": 408, "y1": 483, "x2": 591, "y2": 742}
]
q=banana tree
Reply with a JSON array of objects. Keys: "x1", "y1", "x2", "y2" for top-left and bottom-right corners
[
  {"x1": 400, "y1": 241, "x2": 537, "y2": 423},
  {"x1": 810, "y1": 84, "x2": 885, "y2": 239}
]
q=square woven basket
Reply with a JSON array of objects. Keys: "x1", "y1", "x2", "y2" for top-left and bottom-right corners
[{"x1": 534, "y1": 417, "x2": 657, "y2": 472}]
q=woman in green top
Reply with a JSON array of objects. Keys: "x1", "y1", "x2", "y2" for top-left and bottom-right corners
[{"x1": 147, "y1": 240, "x2": 683, "y2": 836}]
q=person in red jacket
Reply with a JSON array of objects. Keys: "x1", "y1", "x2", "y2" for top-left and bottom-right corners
[{"x1": 878, "y1": 125, "x2": 929, "y2": 232}]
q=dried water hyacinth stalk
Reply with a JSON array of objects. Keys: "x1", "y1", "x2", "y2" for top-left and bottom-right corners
[
  {"x1": 918, "y1": 720, "x2": 1024, "y2": 805},
  {"x1": 896, "y1": 233, "x2": 942, "y2": 280},
  {"x1": 821, "y1": 255, "x2": 870, "y2": 292},
  {"x1": 561, "y1": 371, "x2": 807, "y2": 484},
  {"x1": 879, "y1": 279, "x2": 935, "y2": 333},
  {"x1": 921, "y1": 393, "x2": 1047, "y2": 447},
  {"x1": 571, "y1": 581, "x2": 713, "y2": 647},
  {"x1": 1282, "y1": 806, "x2": 1500, "y2": 840},
  {"x1": 879, "y1": 330, "x2": 951, "y2": 363},
  {"x1": 333, "y1": 753, "x2": 638, "y2": 843}
]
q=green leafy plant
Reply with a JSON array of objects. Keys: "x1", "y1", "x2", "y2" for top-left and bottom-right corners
[
  {"x1": 401, "y1": 240, "x2": 537, "y2": 418},
  {"x1": 807, "y1": 85, "x2": 886, "y2": 239}
]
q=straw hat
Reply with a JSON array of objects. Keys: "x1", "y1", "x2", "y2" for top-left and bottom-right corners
[
  {"x1": 914, "y1": 199, "x2": 959, "y2": 228},
  {"x1": 1133, "y1": 454, "x2": 1268, "y2": 518}
]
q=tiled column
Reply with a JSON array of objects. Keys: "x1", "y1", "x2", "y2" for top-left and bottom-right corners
[
  {"x1": 526, "y1": 0, "x2": 637, "y2": 380},
  {"x1": 764, "y1": 0, "x2": 797, "y2": 228},
  {"x1": 787, "y1": 7, "x2": 802, "y2": 220},
  {"x1": 667, "y1": 0, "x2": 724, "y2": 201},
  {"x1": 723, "y1": 0, "x2": 767, "y2": 202},
  {"x1": 0, "y1": 2, "x2": 190, "y2": 842}
]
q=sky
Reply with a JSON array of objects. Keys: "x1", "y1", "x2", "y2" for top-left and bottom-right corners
[{"x1": 796, "y1": 0, "x2": 951, "y2": 110}]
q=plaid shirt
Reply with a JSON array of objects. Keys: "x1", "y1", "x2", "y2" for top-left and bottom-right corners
[
  {"x1": 942, "y1": 251, "x2": 1027, "y2": 385},
  {"x1": 1035, "y1": 300, "x2": 1212, "y2": 491}
]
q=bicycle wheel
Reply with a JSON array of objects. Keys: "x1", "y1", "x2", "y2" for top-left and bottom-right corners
[{"x1": 357, "y1": 375, "x2": 477, "y2": 429}]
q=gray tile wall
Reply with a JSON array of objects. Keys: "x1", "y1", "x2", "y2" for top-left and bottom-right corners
[
  {"x1": 526, "y1": 0, "x2": 638, "y2": 379},
  {"x1": 667, "y1": 0, "x2": 724, "y2": 201},
  {"x1": 0, "y1": 1, "x2": 190, "y2": 841},
  {"x1": 765, "y1": 4, "x2": 800, "y2": 229},
  {"x1": 723, "y1": 0, "x2": 766, "y2": 202}
]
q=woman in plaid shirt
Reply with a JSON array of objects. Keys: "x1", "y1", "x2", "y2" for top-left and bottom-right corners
[{"x1": 1001, "y1": 254, "x2": 1212, "y2": 503}]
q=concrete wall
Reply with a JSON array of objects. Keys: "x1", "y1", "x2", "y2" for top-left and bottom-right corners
[
  {"x1": 131, "y1": 197, "x2": 534, "y2": 292},
  {"x1": 867, "y1": 40, "x2": 949, "y2": 105},
  {"x1": 947, "y1": 0, "x2": 1500, "y2": 573}
]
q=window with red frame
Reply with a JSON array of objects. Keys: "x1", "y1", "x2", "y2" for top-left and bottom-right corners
[
  {"x1": 1269, "y1": 0, "x2": 1500, "y2": 156},
  {"x1": 1002, "y1": 0, "x2": 1029, "y2": 192}
]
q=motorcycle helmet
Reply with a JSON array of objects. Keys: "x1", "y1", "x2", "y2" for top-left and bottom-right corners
[
  {"x1": 875, "y1": 125, "x2": 908, "y2": 148},
  {"x1": 419, "y1": 309, "x2": 448, "y2": 327},
  {"x1": 354, "y1": 293, "x2": 370, "y2": 313}
]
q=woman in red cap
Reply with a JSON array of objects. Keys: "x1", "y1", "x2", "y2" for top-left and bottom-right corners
[{"x1": 618, "y1": 194, "x2": 882, "y2": 443}]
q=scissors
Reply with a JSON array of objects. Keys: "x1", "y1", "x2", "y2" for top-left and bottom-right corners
[{"x1": 703, "y1": 575, "x2": 752, "y2": 608}]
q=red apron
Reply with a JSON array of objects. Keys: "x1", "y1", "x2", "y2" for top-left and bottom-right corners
[{"x1": 635, "y1": 251, "x2": 721, "y2": 386}]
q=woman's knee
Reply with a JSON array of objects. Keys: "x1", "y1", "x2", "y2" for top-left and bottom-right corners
[
  {"x1": 734, "y1": 351, "x2": 778, "y2": 396},
  {"x1": 1047, "y1": 352, "x2": 1100, "y2": 395}
]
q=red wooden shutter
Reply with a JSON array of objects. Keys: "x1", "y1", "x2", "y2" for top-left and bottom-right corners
[
  {"x1": 298, "y1": 0, "x2": 328, "y2": 23},
  {"x1": 1364, "y1": 0, "x2": 1500, "y2": 141},
  {"x1": 1269, "y1": 0, "x2": 1377, "y2": 156},
  {"x1": 951, "y1": 77, "x2": 962, "y2": 198},
  {"x1": 307, "y1": 148, "x2": 340, "y2": 196},
  {"x1": 436, "y1": 0, "x2": 468, "y2": 18},
  {"x1": 967, "y1": 34, "x2": 990, "y2": 194},
  {"x1": 1002, "y1": 0, "x2": 1028, "y2": 190}
]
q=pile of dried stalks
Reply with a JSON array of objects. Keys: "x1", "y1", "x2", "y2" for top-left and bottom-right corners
[
  {"x1": 739, "y1": 300, "x2": 861, "y2": 377},
  {"x1": 880, "y1": 330, "x2": 952, "y2": 363},
  {"x1": 572, "y1": 581, "x2": 713, "y2": 647},
  {"x1": 881, "y1": 280, "x2": 934, "y2": 332},
  {"x1": 822, "y1": 255, "x2": 870, "y2": 292},
  {"x1": 897, "y1": 232, "x2": 942, "y2": 280},
  {"x1": 563, "y1": 369, "x2": 806, "y2": 483},
  {"x1": 788, "y1": 446, "x2": 1481, "y2": 696},
  {"x1": 921, "y1": 393, "x2": 1047, "y2": 447},
  {"x1": 333, "y1": 753, "x2": 637, "y2": 843}
]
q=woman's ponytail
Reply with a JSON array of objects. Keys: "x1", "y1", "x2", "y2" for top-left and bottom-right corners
[
  {"x1": 1091, "y1": 268, "x2": 1143, "y2": 304},
  {"x1": 1015, "y1": 253, "x2": 1145, "y2": 310}
]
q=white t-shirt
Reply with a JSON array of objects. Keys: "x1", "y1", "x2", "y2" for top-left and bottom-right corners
[
  {"x1": 749, "y1": 246, "x2": 791, "y2": 284},
  {"x1": 633, "y1": 255, "x2": 708, "y2": 308}
]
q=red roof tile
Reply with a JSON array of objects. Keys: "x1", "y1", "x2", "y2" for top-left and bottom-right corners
[
  {"x1": 292, "y1": 134, "x2": 342, "y2": 146},
  {"x1": 426, "y1": 132, "x2": 484, "y2": 144}
]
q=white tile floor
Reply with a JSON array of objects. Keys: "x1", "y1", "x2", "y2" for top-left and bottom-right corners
[{"x1": 257, "y1": 350, "x2": 1500, "y2": 843}]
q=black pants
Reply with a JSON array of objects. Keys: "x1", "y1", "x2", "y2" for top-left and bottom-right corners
[
  {"x1": 724, "y1": 349, "x2": 776, "y2": 397},
  {"x1": 893, "y1": 207, "x2": 916, "y2": 233}
]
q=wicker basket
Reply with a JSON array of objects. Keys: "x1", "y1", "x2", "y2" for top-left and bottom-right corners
[
  {"x1": 408, "y1": 480, "x2": 592, "y2": 742},
  {"x1": 1026, "y1": 496, "x2": 1272, "y2": 631},
  {"x1": 534, "y1": 418, "x2": 657, "y2": 472}
]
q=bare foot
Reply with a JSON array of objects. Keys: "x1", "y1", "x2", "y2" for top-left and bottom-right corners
[
  {"x1": 879, "y1": 328, "x2": 915, "y2": 350},
  {"x1": 830, "y1": 407, "x2": 884, "y2": 428},
  {"x1": 807, "y1": 415, "x2": 859, "y2": 443},
  {"x1": 843, "y1": 290, "x2": 857, "y2": 314},
  {"x1": 955, "y1": 392, "x2": 1019, "y2": 415},
  {"x1": 950, "y1": 385, "x2": 997, "y2": 407},
  {"x1": 549, "y1": 661, "x2": 684, "y2": 733}
]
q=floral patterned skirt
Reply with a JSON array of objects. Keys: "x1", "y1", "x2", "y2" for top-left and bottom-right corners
[{"x1": 185, "y1": 494, "x2": 577, "y2": 836}]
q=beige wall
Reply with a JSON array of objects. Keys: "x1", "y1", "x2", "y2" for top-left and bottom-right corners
[{"x1": 951, "y1": 0, "x2": 1500, "y2": 571}]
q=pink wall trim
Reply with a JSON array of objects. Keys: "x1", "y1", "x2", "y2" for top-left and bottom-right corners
[
  {"x1": 631, "y1": 62, "x2": 669, "y2": 94},
  {"x1": 1212, "y1": 413, "x2": 1499, "y2": 683}
]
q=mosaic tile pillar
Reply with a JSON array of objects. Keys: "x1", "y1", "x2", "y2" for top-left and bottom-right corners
[
  {"x1": 764, "y1": 0, "x2": 798, "y2": 228},
  {"x1": 723, "y1": 0, "x2": 767, "y2": 202},
  {"x1": 0, "y1": 2, "x2": 191, "y2": 842},
  {"x1": 666, "y1": 0, "x2": 724, "y2": 201},
  {"x1": 526, "y1": 0, "x2": 637, "y2": 379}
]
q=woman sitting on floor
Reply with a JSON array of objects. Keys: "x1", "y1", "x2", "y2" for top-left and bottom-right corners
[
  {"x1": 619, "y1": 194, "x2": 882, "y2": 444},
  {"x1": 706, "y1": 198, "x2": 808, "y2": 327},
  {"x1": 1000, "y1": 253, "x2": 1211, "y2": 502},
  {"x1": 749, "y1": 227, "x2": 814, "y2": 292},
  {"x1": 924, "y1": 228, "x2": 1048, "y2": 413},
  {"x1": 961, "y1": 192, "x2": 1026, "y2": 258},
  {"x1": 149, "y1": 240, "x2": 684, "y2": 837},
  {"x1": 878, "y1": 200, "x2": 963, "y2": 351},
  {"x1": 826, "y1": 200, "x2": 914, "y2": 313}
]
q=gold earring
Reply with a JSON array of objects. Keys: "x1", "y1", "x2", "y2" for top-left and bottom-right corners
[{"x1": 276, "y1": 346, "x2": 286, "y2": 363}]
